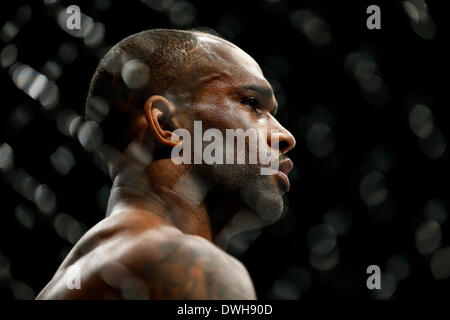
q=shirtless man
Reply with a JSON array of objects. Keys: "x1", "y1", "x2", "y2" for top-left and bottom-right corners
[{"x1": 37, "y1": 29, "x2": 295, "y2": 299}]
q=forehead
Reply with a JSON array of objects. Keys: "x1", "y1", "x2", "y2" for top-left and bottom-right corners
[{"x1": 194, "y1": 35, "x2": 270, "y2": 90}]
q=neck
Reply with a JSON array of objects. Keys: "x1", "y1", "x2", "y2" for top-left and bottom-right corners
[{"x1": 107, "y1": 159, "x2": 242, "y2": 247}]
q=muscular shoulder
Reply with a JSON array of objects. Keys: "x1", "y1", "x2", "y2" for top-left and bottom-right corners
[
  {"x1": 38, "y1": 213, "x2": 255, "y2": 300},
  {"x1": 37, "y1": 212, "x2": 181, "y2": 299},
  {"x1": 114, "y1": 231, "x2": 257, "y2": 299}
]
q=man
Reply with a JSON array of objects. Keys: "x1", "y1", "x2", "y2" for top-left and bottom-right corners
[{"x1": 37, "y1": 29, "x2": 295, "y2": 299}]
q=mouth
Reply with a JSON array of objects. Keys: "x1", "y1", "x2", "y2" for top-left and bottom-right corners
[{"x1": 276, "y1": 159, "x2": 293, "y2": 191}]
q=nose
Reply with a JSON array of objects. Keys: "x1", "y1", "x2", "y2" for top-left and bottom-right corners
[{"x1": 268, "y1": 122, "x2": 296, "y2": 154}]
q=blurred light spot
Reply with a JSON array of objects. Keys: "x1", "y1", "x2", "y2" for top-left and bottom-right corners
[
  {"x1": 359, "y1": 74, "x2": 383, "y2": 93},
  {"x1": 127, "y1": 141, "x2": 153, "y2": 166},
  {"x1": 270, "y1": 278, "x2": 301, "y2": 300},
  {"x1": 361, "y1": 82, "x2": 389, "y2": 107},
  {"x1": 34, "y1": 184, "x2": 57, "y2": 214},
  {"x1": 411, "y1": 16, "x2": 436, "y2": 40},
  {"x1": 371, "y1": 273, "x2": 397, "y2": 300},
  {"x1": 430, "y1": 247, "x2": 450, "y2": 279},
  {"x1": 424, "y1": 198, "x2": 447, "y2": 224},
  {"x1": 57, "y1": 8, "x2": 94, "y2": 39},
  {"x1": 27, "y1": 74, "x2": 49, "y2": 99},
  {"x1": 7, "y1": 103, "x2": 34, "y2": 135},
  {"x1": 309, "y1": 246, "x2": 339, "y2": 271},
  {"x1": 228, "y1": 229, "x2": 262, "y2": 257},
  {"x1": 403, "y1": 1, "x2": 422, "y2": 22},
  {"x1": 409, "y1": 104, "x2": 434, "y2": 138},
  {"x1": 120, "y1": 276, "x2": 149, "y2": 299},
  {"x1": 0, "y1": 143, "x2": 14, "y2": 173},
  {"x1": 69, "y1": 115, "x2": 83, "y2": 137},
  {"x1": 346, "y1": 52, "x2": 388, "y2": 106},
  {"x1": 360, "y1": 171, "x2": 388, "y2": 206},
  {"x1": 346, "y1": 53, "x2": 366, "y2": 72},
  {"x1": 10, "y1": 280, "x2": 35, "y2": 300},
  {"x1": 323, "y1": 209, "x2": 352, "y2": 236},
  {"x1": 56, "y1": 109, "x2": 79, "y2": 136},
  {"x1": 86, "y1": 96, "x2": 109, "y2": 123},
  {"x1": 14, "y1": 5, "x2": 33, "y2": 25},
  {"x1": 78, "y1": 121, "x2": 103, "y2": 151},
  {"x1": 306, "y1": 123, "x2": 334, "y2": 157},
  {"x1": 1, "y1": 22, "x2": 19, "y2": 42},
  {"x1": 15, "y1": 204, "x2": 35, "y2": 229},
  {"x1": 50, "y1": 146, "x2": 76, "y2": 175},
  {"x1": 11, "y1": 64, "x2": 55, "y2": 103},
  {"x1": 41, "y1": 60, "x2": 62, "y2": 80},
  {"x1": 141, "y1": 0, "x2": 165, "y2": 11},
  {"x1": 39, "y1": 82, "x2": 59, "y2": 109},
  {"x1": 402, "y1": 0, "x2": 436, "y2": 40},
  {"x1": 290, "y1": 10, "x2": 331, "y2": 45},
  {"x1": 0, "y1": 253, "x2": 11, "y2": 282},
  {"x1": 386, "y1": 255, "x2": 410, "y2": 281},
  {"x1": 83, "y1": 22, "x2": 105, "y2": 47},
  {"x1": 419, "y1": 128, "x2": 446, "y2": 159},
  {"x1": 100, "y1": 262, "x2": 129, "y2": 289},
  {"x1": 0, "y1": 44, "x2": 18, "y2": 68},
  {"x1": 100, "y1": 261, "x2": 152, "y2": 300},
  {"x1": 169, "y1": 1, "x2": 196, "y2": 26},
  {"x1": 121, "y1": 59, "x2": 150, "y2": 90},
  {"x1": 11, "y1": 169, "x2": 38, "y2": 201},
  {"x1": 54, "y1": 213, "x2": 86, "y2": 244},
  {"x1": 415, "y1": 219, "x2": 441, "y2": 255},
  {"x1": 307, "y1": 224, "x2": 337, "y2": 255},
  {"x1": 284, "y1": 265, "x2": 312, "y2": 293},
  {"x1": 354, "y1": 59, "x2": 377, "y2": 80},
  {"x1": 11, "y1": 64, "x2": 33, "y2": 89}
]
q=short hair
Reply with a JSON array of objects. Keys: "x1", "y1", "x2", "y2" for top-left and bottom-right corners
[{"x1": 85, "y1": 29, "x2": 215, "y2": 151}]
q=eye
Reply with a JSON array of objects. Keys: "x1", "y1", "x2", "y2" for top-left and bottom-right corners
[{"x1": 241, "y1": 97, "x2": 258, "y2": 108}]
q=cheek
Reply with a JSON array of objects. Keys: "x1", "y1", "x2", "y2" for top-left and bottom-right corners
[
  {"x1": 192, "y1": 100, "x2": 254, "y2": 130},
  {"x1": 222, "y1": 109, "x2": 255, "y2": 130}
]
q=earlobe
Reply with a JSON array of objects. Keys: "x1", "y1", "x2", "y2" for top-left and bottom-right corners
[{"x1": 144, "y1": 95, "x2": 178, "y2": 147}]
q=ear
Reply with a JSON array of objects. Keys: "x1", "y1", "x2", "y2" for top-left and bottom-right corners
[{"x1": 144, "y1": 95, "x2": 179, "y2": 147}]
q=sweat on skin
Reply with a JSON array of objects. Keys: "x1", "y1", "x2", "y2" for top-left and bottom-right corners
[{"x1": 36, "y1": 29, "x2": 296, "y2": 300}]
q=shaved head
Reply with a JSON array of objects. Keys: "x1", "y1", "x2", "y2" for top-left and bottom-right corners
[
  {"x1": 85, "y1": 29, "x2": 226, "y2": 151},
  {"x1": 38, "y1": 29, "x2": 296, "y2": 301}
]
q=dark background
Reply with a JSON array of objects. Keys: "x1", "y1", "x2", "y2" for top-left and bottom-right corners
[{"x1": 1, "y1": 0, "x2": 449, "y2": 300}]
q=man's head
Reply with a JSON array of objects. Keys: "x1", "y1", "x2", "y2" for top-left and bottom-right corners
[{"x1": 86, "y1": 29, "x2": 295, "y2": 226}]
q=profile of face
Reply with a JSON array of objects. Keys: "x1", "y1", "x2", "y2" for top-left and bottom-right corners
[{"x1": 167, "y1": 35, "x2": 296, "y2": 224}]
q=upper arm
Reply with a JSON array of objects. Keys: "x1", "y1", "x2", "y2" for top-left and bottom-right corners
[{"x1": 119, "y1": 232, "x2": 256, "y2": 300}]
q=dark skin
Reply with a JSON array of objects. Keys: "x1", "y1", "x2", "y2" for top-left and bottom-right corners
[{"x1": 36, "y1": 34, "x2": 296, "y2": 300}]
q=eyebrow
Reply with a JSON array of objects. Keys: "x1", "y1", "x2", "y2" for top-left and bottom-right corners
[
  {"x1": 239, "y1": 84, "x2": 279, "y2": 115},
  {"x1": 241, "y1": 84, "x2": 274, "y2": 97}
]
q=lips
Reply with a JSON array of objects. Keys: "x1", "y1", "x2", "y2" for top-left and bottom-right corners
[
  {"x1": 278, "y1": 159, "x2": 293, "y2": 176},
  {"x1": 276, "y1": 159, "x2": 293, "y2": 191}
]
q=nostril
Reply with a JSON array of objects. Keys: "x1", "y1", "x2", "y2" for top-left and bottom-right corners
[{"x1": 279, "y1": 140, "x2": 290, "y2": 153}]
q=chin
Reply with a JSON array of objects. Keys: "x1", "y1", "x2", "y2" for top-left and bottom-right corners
[
  {"x1": 208, "y1": 164, "x2": 286, "y2": 223},
  {"x1": 240, "y1": 175, "x2": 285, "y2": 224},
  {"x1": 251, "y1": 190, "x2": 284, "y2": 223}
]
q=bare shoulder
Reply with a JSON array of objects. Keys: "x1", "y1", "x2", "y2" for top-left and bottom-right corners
[
  {"x1": 36, "y1": 211, "x2": 179, "y2": 299},
  {"x1": 37, "y1": 213, "x2": 256, "y2": 299},
  {"x1": 117, "y1": 230, "x2": 257, "y2": 299}
]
